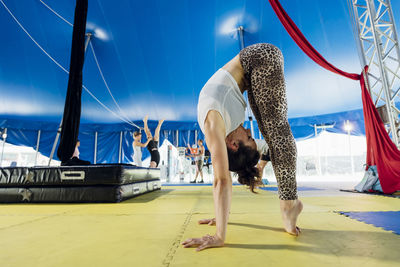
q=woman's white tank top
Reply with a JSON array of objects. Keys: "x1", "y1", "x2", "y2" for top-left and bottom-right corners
[{"x1": 197, "y1": 68, "x2": 246, "y2": 136}]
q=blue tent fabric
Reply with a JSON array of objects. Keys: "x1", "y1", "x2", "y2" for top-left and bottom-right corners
[
  {"x1": 3, "y1": 0, "x2": 399, "y2": 163},
  {"x1": 1, "y1": 0, "x2": 385, "y2": 123},
  {"x1": 0, "y1": 107, "x2": 366, "y2": 163}
]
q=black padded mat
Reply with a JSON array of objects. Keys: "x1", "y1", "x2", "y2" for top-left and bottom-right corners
[
  {"x1": 0, "y1": 179, "x2": 161, "y2": 203},
  {"x1": 0, "y1": 164, "x2": 160, "y2": 186}
]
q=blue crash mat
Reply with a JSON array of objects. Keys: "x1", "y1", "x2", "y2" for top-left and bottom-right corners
[{"x1": 339, "y1": 211, "x2": 400, "y2": 235}]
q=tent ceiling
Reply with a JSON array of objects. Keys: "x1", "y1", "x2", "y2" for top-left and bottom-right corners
[{"x1": 1, "y1": 0, "x2": 400, "y2": 123}]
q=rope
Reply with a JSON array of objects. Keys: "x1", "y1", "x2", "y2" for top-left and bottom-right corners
[
  {"x1": 38, "y1": 0, "x2": 140, "y2": 128},
  {"x1": 89, "y1": 42, "x2": 141, "y2": 129},
  {"x1": 38, "y1": 0, "x2": 139, "y2": 129},
  {"x1": 0, "y1": 0, "x2": 69, "y2": 74},
  {"x1": 38, "y1": 0, "x2": 73, "y2": 27},
  {"x1": 0, "y1": 0, "x2": 140, "y2": 128}
]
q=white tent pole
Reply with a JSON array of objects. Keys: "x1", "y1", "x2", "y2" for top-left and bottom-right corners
[
  {"x1": 94, "y1": 131, "x2": 98, "y2": 164},
  {"x1": 0, "y1": 128, "x2": 7, "y2": 167},
  {"x1": 118, "y1": 131, "x2": 123, "y2": 163},
  {"x1": 48, "y1": 122, "x2": 61, "y2": 166},
  {"x1": 175, "y1": 130, "x2": 179, "y2": 147},
  {"x1": 34, "y1": 130, "x2": 41, "y2": 166},
  {"x1": 314, "y1": 124, "x2": 322, "y2": 176},
  {"x1": 84, "y1": 33, "x2": 92, "y2": 52},
  {"x1": 346, "y1": 120, "x2": 355, "y2": 175},
  {"x1": 237, "y1": 26, "x2": 256, "y2": 138},
  {"x1": 249, "y1": 117, "x2": 255, "y2": 138}
]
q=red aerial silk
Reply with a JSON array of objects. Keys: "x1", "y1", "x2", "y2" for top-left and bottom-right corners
[{"x1": 269, "y1": 0, "x2": 400, "y2": 193}]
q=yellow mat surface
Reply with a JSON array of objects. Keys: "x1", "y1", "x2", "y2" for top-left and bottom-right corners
[{"x1": 0, "y1": 185, "x2": 399, "y2": 267}]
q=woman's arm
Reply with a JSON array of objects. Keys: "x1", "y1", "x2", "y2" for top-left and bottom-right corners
[
  {"x1": 139, "y1": 138, "x2": 151, "y2": 148},
  {"x1": 182, "y1": 111, "x2": 231, "y2": 251},
  {"x1": 206, "y1": 111, "x2": 232, "y2": 241},
  {"x1": 134, "y1": 138, "x2": 150, "y2": 148}
]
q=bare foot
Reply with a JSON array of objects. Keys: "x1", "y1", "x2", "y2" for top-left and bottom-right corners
[
  {"x1": 143, "y1": 115, "x2": 148, "y2": 123},
  {"x1": 158, "y1": 119, "x2": 165, "y2": 125},
  {"x1": 280, "y1": 199, "x2": 303, "y2": 236}
]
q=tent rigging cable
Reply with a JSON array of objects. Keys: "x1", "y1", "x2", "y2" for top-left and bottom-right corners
[
  {"x1": 37, "y1": 0, "x2": 139, "y2": 129},
  {"x1": 89, "y1": 42, "x2": 140, "y2": 129},
  {"x1": 0, "y1": 0, "x2": 140, "y2": 129},
  {"x1": 39, "y1": 0, "x2": 73, "y2": 27}
]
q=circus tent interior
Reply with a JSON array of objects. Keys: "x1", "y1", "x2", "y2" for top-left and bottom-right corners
[{"x1": 0, "y1": 0, "x2": 399, "y2": 266}]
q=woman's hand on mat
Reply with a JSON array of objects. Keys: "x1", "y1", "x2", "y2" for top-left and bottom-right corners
[
  {"x1": 182, "y1": 234, "x2": 224, "y2": 251},
  {"x1": 198, "y1": 218, "x2": 216, "y2": 226}
]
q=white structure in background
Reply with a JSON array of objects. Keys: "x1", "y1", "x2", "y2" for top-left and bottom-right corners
[
  {"x1": 344, "y1": 120, "x2": 355, "y2": 174},
  {"x1": 1, "y1": 131, "x2": 366, "y2": 183},
  {"x1": 294, "y1": 131, "x2": 366, "y2": 182},
  {"x1": 0, "y1": 142, "x2": 60, "y2": 167}
]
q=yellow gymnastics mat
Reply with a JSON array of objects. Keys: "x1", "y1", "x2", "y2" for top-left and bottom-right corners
[{"x1": 0, "y1": 184, "x2": 399, "y2": 267}]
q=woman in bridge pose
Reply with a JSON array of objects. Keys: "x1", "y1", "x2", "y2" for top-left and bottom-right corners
[{"x1": 182, "y1": 43, "x2": 303, "y2": 251}]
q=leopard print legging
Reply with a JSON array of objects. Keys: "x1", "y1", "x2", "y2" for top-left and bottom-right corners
[{"x1": 239, "y1": 43, "x2": 298, "y2": 200}]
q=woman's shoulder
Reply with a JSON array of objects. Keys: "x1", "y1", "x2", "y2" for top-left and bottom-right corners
[{"x1": 204, "y1": 110, "x2": 226, "y2": 135}]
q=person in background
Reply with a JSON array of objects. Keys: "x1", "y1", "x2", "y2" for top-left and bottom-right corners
[
  {"x1": 133, "y1": 131, "x2": 150, "y2": 167},
  {"x1": 143, "y1": 115, "x2": 164, "y2": 168},
  {"x1": 63, "y1": 139, "x2": 91, "y2": 166},
  {"x1": 189, "y1": 139, "x2": 205, "y2": 183},
  {"x1": 254, "y1": 138, "x2": 271, "y2": 183}
]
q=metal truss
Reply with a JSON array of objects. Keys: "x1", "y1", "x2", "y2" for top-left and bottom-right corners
[{"x1": 351, "y1": 0, "x2": 400, "y2": 146}]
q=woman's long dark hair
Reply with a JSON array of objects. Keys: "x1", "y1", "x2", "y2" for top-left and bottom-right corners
[{"x1": 227, "y1": 141, "x2": 260, "y2": 193}]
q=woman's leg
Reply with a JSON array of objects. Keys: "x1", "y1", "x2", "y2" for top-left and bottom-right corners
[
  {"x1": 143, "y1": 115, "x2": 153, "y2": 140},
  {"x1": 153, "y1": 119, "x2": 164, "y2": 142},
  {"x1": 193, "y1": 168, "x2": 199, "y2": 182},
  {"x1": 196, "y1": 160, "x2": 204, "y2": 182},
  {"x1": 150, "y1": 161, "x2": 157, "y2": 168},
  {"x1": 240, "y1": 43, "x2": 302, "y2": 235}
]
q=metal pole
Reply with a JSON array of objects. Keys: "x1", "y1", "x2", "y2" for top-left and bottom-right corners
[
  {"x1": 94, "y1": 131, "x2": 98, "y2": 164},
  {"x1": 347, "y1": 130, "x2": 354, "y2": 177},
  {"x1": 195, "y1": 130, "x2": 198, "y2": 145},
  {"x1": 314, "y1": 125, "x2": 322, "y2": 176},
  {"x1": 346, "y1": 122, "x2": 355, "y2": 175},
  {"x1": 84, "y1": 33, "x2": 92, "y2": 52},
  {"x1": 175, "y1": 130, "x2": 179, "y2": 147},
  {"x1": 249, "y1": 116, "x2": 255, "y2": 139},
  {"x1": 386, "y1": 0, "x2": 400, "y2": 62},
  {"x1": 238, "y1": 26, "x2": 245, "y2": 50},
  {"x1": 237, "y1": 25, "x2": 256, "y2": 138},
  {"x1": 365, "y1": 0, "x2": 399, "y2": 146},
  {"x1": 118, "y1": 131, "x2": 123, "y2": 163},
  {"x1": 34, "y1": 130, "x2": 41, "y2": 166},
  {"x1": 350, "y1": 1, "x2": 370, "y2": 93},
  {"x1": 1, "y1": 128, "x2": 7, "y2": 167},
  {"x1": 48, "y1": 123, "x2": 62, "y2": 166}
]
